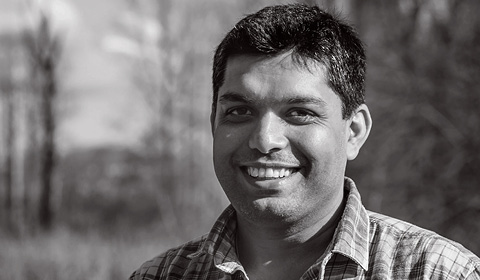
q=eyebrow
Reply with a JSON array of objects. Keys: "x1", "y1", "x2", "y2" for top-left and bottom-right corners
[
  {"x1": 218, "y1": 92, "x2": 255, "y2": 104},
  {"x1": 218, "y1": 91, "x2": 327, "y2": 107},
  {"x1": 285, "y1": 96, "x2": 327, "y2": 107}
]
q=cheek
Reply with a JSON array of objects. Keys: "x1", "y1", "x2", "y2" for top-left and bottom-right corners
[
  {"x1": 213, "y1": 126, "x2": 247, "y2": 162},
  {"x1": 292, "y1": 129, "x2": 346, "y2": 169}
]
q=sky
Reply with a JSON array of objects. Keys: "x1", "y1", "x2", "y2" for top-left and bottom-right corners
[
  {"x1": 59, "y1": 0, "x2": 151, "y2": 151},
  {"x1": 0, "y1": 0, "x2": 151, "y2": 152}
]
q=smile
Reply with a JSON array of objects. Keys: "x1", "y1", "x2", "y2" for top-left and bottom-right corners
[{"x1": 246, "y1": 167, "x2": 298, "y2": 179}]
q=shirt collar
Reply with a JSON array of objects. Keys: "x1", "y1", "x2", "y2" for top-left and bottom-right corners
[
  {"x1": 190, "y1": 177, "x2": 370, "y2": 272},
  {"x1": 330, "y1": 177, "x2": 370, "y2": 271},
  {"x1": 188, "y1": 205, "x2": 243, "y2": 273}
]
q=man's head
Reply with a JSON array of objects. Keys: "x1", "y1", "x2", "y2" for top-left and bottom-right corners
[
  {"x1": 212, "y1": 4, "x2": 366, "y2": 123},
  {"x1": 210, "y1": 4, "x2": 371, "y2": 228}
]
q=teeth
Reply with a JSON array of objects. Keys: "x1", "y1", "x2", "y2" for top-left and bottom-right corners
[
  {"x1": 265, "y1": 168, "x2": 273, "y2": 177},
  {"x1": 259, "y1": 168, "x2": 265, "y2": 177},
  {"x1": 247, "y1": 167, "x2": 296, "y2": 179},
  {"x1": 272, "y1": 169, "x2": 280, "y2": 178},
  {"x1": 251, "y1": 167, "x2": 258, "y2": 177}
]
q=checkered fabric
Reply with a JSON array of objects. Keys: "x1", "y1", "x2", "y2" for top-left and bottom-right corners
[{"x1": 129, "y1": 178, "x2": 480, "y2": 279}]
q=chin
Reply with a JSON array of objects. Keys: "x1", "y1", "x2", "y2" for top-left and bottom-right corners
[{"x1": 245, "y1": 198, "x2": 302, "y2": 221}]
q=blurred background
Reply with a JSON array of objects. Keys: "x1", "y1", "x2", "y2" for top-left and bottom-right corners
[{"x1": 0, "y1": 0, "x2": 479, "y2": 279}]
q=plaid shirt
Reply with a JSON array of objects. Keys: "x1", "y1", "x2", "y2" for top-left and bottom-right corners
[{"x1": 130, "y1": 178, "x2": 480, "y2": 279}]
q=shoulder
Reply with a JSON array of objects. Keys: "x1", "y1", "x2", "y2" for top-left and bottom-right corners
[
  {"x1": 129, "y1": 235, "x2": 208, "y2": 280},
  {"x1": 368, "y1": 210, "x2": 436, "y2": 239},
  {"x1": 367, "y1": 211, "x2": 480, "y2": 279}
]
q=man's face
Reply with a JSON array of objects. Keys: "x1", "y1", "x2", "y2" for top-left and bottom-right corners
[{"x1": 212, "y1": 53, "x2": 351, "y2": 227}]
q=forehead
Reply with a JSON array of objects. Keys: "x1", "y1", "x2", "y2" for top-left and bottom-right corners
[
  {"x1": 225, "y1": 52, "x2": 326, "y2": 80},
  {"x1": 219, "y1": 53, "x2": 339, "y2": 106}
]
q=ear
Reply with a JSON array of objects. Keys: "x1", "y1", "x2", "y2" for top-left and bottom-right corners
[{"x1": 346, "y1": 104, "x2": 372, "y2": 160}]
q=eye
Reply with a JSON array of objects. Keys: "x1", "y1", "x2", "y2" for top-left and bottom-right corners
[
  {"x1": 286, "y1": 109, "x2": 319, "y2": 124},
  {"x1": 227, "y1": 107, "x2": 252, "y2": 116},
  {"x1": 222, "y1": 106, "x2": 254, "y2": 123}
]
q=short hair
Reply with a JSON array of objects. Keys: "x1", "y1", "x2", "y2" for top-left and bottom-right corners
[{"x1": 212, "y1": 4, "x2": 366, "y2": 120}]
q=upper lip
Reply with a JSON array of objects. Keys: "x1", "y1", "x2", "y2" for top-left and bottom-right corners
[{"x1": 240, "y1": 161, "x2": 301, "y2": 169}]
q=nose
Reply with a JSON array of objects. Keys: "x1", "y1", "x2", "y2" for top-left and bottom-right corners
[{"x1": 248, "y1": 112, "x2": 288, "y2": 154}]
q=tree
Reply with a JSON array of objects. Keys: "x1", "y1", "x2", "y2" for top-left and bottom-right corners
[
  {"x1": 346, "y1": 0, "x2": 480, "y2": 255},
  {"x1": 0, "y1": 33, "x2": 17, "y2": 230},
  {"x1": 22, "y1": 3, "x2": 63, "y2": 230}
]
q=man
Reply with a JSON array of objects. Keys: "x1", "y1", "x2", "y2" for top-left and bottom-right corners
[{"x1": 130, "y1": 4, "x2": 480, "y2": 280}]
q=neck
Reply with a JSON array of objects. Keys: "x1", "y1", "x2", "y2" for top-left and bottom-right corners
[{"x1": 236, "y1": 198, "x2": 345, "y2": 280}]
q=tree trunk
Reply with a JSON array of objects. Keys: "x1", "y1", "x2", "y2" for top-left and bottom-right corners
[
  {"x1": 31, "y1": 16, "x2": 60, "y2": 231},
  {"x1": 2, "y1": 84, "x2": 14, "y2": 230},
  {"x1": 38, "y1": 58, "x2": 56, "y2": 230}
]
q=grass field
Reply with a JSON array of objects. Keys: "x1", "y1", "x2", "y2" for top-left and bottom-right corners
[{"x1": 0, "y1": 228, "x2": 184, "y2": 280}]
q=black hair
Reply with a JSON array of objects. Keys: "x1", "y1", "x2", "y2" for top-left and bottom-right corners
[{"x1": 212, "y1": 4, "x2": 366, "y2": 120}]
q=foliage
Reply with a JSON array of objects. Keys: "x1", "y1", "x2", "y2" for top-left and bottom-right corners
[{"x1": 347, "y1": 0, "x2": 480, "y2": 255}]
